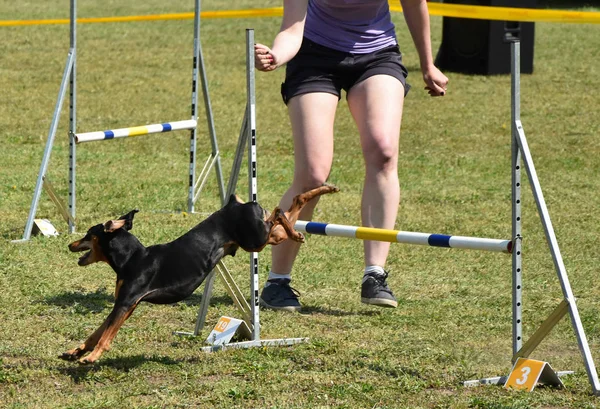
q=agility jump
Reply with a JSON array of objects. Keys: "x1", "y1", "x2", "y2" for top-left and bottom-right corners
[{"x1": 19, "y1": 0, "x2": 225, "y2": 242}]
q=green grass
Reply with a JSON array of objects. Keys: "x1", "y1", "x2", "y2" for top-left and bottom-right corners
[{"x1": 1, "y1": 1, "x2": 600, "y2": 408}]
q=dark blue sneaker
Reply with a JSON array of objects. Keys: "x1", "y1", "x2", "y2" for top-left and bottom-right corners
[
  {"x1": 259, "y1": 279, "x2": 301, "y2": 312},
  {"x1": 361, "y1": 271, "x2": 398, "y2": 308}
]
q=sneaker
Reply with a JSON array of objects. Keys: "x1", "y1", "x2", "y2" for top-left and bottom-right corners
[
  {"x1": 361, "y1": 271, "x2": 398, "y2": 308},
  {"x1": 259, "y1": 279, "x2": 302, "y2": 312}
]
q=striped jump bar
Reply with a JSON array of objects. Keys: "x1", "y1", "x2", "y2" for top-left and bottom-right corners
[
  {"x1": 75, "y1": 119, "x2": 197, "y2": 143},
  {"x1": 294, "y1": 221, "x2": 513, "y2": 254}
]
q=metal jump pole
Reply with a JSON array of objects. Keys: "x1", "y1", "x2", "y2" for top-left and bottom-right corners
[
  {"x1": 511, "y1": 35, "x2": 524, "y2": 359},
  {"x1": 508, "y1": 42, "x2": 599, "y2": 394},
  {"x1": 246, "y1": 28, "x2": 261, "y2": 341},
  {"x1": 465, "y1": 40, "x2": 600, "y2": 395},
  {"x1": 68, "y1": 0, "x2": 77, "y2": 235}
]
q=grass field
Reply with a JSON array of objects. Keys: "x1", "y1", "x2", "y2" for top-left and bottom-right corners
[{"x1": 2, "y1": 1, "x2": 600, "y2": 408}]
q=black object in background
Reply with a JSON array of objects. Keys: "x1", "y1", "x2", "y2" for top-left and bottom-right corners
[{"x1": 434, "y1": 0, "x2": 536, "y2": 75}]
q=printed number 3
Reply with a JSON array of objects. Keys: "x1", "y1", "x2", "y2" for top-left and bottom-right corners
[{"x1": 516, "y1": 366, "x2": 531, "y2": 385}]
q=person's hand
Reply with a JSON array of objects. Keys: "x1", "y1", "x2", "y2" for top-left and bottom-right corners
[
  {"x1": 422, "y1": 65, "x2": 448, "y2": 97},
  {"x1": 255, "y1": 43, "x2": 278, "y2": 72}
]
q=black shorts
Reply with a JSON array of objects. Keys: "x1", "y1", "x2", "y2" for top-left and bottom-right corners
[{"x1": 281, "y1": 38, "x2": 410, "y2": 105}]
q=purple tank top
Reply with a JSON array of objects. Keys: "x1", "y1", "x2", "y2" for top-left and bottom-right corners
[{"x1": 304, "y1": 0, "x2": 397, "y2": 54}]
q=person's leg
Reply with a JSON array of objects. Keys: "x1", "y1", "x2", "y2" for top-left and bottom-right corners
[
  {"x1": 260, "y1": 92, "x2": 338, "y2": 311},
  {"x1": 347, "y1": 74, "x2": 404, "y2": 307}
]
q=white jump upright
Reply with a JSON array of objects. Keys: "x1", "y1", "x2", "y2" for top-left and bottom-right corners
[
  {"x1": 463, "y1": 41, "x2": 600, "y2": 395},
  {"x1": 18, "y1": 0, "x2": 226, "y2": 241},
  {"x1": 177, "y1": 29, "x2": 308, "y2": 352}
]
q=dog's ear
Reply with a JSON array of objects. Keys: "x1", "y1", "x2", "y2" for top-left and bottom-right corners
[
  {"x1": 117, "y1": 209, "x2": 139, "y2": 231},
  {"x1": 104, "y1": 219, "x2": 126, "y2": 233},
  {"x1": 226, "y1": 194, "x2": 244, "y2": 206},
  {"x1": 104, "y1": 209, "x2": 138, "y2": 233}
]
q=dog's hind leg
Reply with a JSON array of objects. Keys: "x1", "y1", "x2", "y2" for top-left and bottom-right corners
[{"x1": 285, "y1": 183, "x2": 339, "y2": 224}]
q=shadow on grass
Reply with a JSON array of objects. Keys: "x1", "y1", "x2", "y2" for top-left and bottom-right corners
[
  {"x1": 300, "y1": 305, "x2": 384, "y2": 317},
  {"x1": 57, "y1": 354, "x2": 181, "y2": 382},
  {"x1": 178, "y1": 293, "x2": 234, "y2": 307},
  {"x1": 43, "y1": 290, "x2": 235, "y2": 314},
  {"x1": 43, "y1": 288, "x2": 114, "y2": 313}
]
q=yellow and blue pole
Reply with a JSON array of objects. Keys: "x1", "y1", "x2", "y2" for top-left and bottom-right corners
[
  {"x1": 295, "y1": 221, "x2": 513, "y2": 253},
  {"x1": 74, "y1": 119, "x2": 197, "y2": 143}
]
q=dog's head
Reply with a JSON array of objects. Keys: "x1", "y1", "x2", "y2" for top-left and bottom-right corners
[
  {"x1": 223, "y1": 195, "x2": 270, "y2": 252},
  {"x1": 68, "y1": 209, "x2": 139, "y2": 266}
]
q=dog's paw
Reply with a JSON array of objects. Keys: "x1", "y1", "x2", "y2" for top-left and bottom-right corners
[
  {"x1": 59, "y1": 352, "x2": 76, "y2": 361},
  {"x1": 78, "y1": 356, "x2": 96, "y2": 365},
  {"x1": 294, "y1": 232, "x2": 305, "y2": 243},
  {"x1": 60, "y1": 348, "x2": 84, "y2": 361},
  {"x1": 321, "y1": 183, "x2": 340, "y2": 193}
]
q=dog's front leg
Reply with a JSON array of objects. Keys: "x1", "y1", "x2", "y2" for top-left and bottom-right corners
[
  {"x1": 78, "y1": 303, "x2": 138, "y2": 364},
  {"x1": 60, "y1": 317, "x2": 110, "y2": 361},
  {"x1": 262, "y1": 207, "x2": 304, "y2": 247},
  {"x1": 265, "y1": 184, "x2": 340, "y2": 246},
  {"x1": 267, "y1": 209, "x2": 304, "y2": 245}
]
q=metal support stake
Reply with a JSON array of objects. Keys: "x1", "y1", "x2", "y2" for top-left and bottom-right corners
[
  {"x1": 246, "y1": 29, "x2": 260, "y2": 341},
  {"x1": 189, "y1": 0, "x2": 225, "y2": 213},
  {"x1": 188, "y1": 0, "x2": 200, "y2": 213},
  {"x1": 510, "y1": 41, "x2": 523, "y2": 356},
  {"x1": 68, "y1": 0, "x2": 77, "y2": 234},
  {"x1": 193, "y1": 270, "x2": 217, "y2": 336}
]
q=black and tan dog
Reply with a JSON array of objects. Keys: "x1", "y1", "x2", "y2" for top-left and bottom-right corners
[{"x1": 62, "y1": 184, "x2": 338, "y2": 364}]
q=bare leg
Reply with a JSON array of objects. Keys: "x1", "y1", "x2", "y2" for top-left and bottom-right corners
[
  {"x1": 270, "y1": 92, "x2": 338, "y2": 275},
  {"x1": 347, "y1": 75, "x2": 404, "y2": 267}
]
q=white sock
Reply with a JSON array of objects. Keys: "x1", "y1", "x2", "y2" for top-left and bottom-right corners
[
  {"x1": 265, "y1": 271, "x2": 291, "y2": 286},
  {"x1": 363, "y1": 265, "x2": 385, "y2": 283}
]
